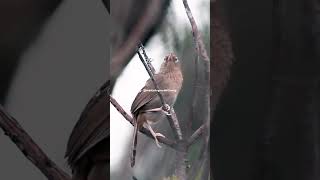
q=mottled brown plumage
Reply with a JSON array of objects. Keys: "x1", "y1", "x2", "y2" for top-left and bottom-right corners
[
  {"x1": 130, "y1": 53, "x2": 183, "y2": 167},
  {"x1": 65, "y1": 81, "x2": 109, "y2": 180}
]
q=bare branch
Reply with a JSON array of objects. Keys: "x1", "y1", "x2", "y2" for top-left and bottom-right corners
[
  {"x1": 182, "y1": 0, "x2": 210, "y2": 63},
  {"x1": 181, "y1": 1, "x2": 210, "y2": 179},
  {"x1": 109, "y1": 95, "x2": 176, "y2": 148},
  {"x1": 139, "y1": 43, "x2": 156, "y2": 74},
  {"x1": 0, "y1": 106, "x2": 71, "y2": 180},
  {"x1": 187, "y1": 53, "x2": 200, "y2": 136},
  {"x1": 187, "y1": 124, "x2": 206, "y2": 147},
  {"x1": 182, "y1": 0, "x2": 210, "y2": 142}
]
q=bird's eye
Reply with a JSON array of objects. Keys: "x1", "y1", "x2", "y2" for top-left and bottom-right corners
[{"x1": 174, "y1": 58, "x2": 179, "y2": 63}]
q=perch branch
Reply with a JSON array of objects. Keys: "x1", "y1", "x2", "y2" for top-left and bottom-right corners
[
  {"x1": 109, "y1": 95, "x2": 176, "y2": 148},
  {"x1": 137, "y1": 45, "x2": 183, "y2": 141},
  {"x1": 0, "y1": 105, "x2": 71, "y2": 180},
  {"x1": 139, "y1": 43, "x2": 156, "y2": 74}
]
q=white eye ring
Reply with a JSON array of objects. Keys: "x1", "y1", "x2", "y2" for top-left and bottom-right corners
[{"x1": 175, "y1": 58, "x2": 179, "y2": 63}]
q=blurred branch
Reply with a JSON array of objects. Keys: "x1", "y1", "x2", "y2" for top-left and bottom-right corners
[
  {"x1": 110, "y1": 0, "x2": 167, "y2": 91},
  {"x1": 182, "y1": 0, "x2": 210, "y2": 179},
  {"x1": 187, "y1": 124, "x2": 206, "y2": 147},
  {"x1": 0, "y1": 106, "x2": 71, "y2": 180},
  {"x1": 101, "y1": 0, "x2": 110, "y2": 13},
  {"x1": 182, "y1": 0, "x2": 210, "y2": 144},
  {"x1": 109, "y1": 95, "x2": 177, "y2": 148},
  {"x1": 188, "y1": 53, "x2": 200, "y2": 135}
]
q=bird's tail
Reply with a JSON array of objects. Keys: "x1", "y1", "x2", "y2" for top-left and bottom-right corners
[{"x1": 131, "y1": 120, "x2": 138, "y2": 167}]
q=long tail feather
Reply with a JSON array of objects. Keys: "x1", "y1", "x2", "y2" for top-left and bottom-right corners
[{"x1": 131, "y1": 120, "x2": 138, "y2": 167}]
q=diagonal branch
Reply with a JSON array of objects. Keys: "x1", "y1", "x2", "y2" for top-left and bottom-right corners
[
  {"x1": 187, "y1": 124, "x2": 206, "y2": 147},
  {"x1": 139, "y1": 43, "x2": 156, "y2": 74},
  {"x1": 109, "y1": 95, "x2": 176, "y2": 148},
  {"x1": 0, "y1": 106, "x2": 71, "y2": 180},
  {"x1": 110, "y1": 0, "x2": 167, "y2": 91}
]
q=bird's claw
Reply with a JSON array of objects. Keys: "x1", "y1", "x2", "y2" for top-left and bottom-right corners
[
  {"x1": 162, "y1": 104, "x2": 171, "y2": 115},
  {"x1": 164, "y1": 111, "x2": 171, "y2": 116},
  {"x1": 155, "y1": 133, "x2": 165, "y2": 138},
  {"x1": 154, "y1": 133, "x2": 165, "y2": 148}
]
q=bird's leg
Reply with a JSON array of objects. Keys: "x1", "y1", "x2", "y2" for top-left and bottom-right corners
[
  {"x1": 143, "y1": 104, "x2": 171, "y2": 115},
  {"x1": 143, "y1": 107, "x2": 162, "y2": 112},
  {"x1": 146, "y1": 122, "x2": 165, "y2": 148}
]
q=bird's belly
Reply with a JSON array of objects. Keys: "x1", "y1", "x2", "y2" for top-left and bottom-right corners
[
  {"x1": 162, "y1": 91, "x2": 178, "y2": 106},
  {"x1": 143, "y1": 111, "x2": 166, "y2": 124}
]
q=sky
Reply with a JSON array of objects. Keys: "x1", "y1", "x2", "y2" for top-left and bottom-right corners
[{"x1": 110, "y1": 0, "x2": 209, "y2": 172}]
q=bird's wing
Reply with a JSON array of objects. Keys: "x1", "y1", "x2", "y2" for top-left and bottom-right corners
[
  {"x1": 130, "y1": 74, "x2": 165, "y2": 114},
  {"x1": 65, "y1": 81, "x2": 109, "y2": 168}
]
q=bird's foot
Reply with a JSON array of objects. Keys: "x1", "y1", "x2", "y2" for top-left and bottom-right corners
[
  {"x1": 162, "y1": 104, "x2": 171, "y2": 115},
  {"x1": 154, "y1": 133, "x2": 165, "y2": 148},
  {"x1": 146, "y1": 122, "x2": 166, "y2": 148}
]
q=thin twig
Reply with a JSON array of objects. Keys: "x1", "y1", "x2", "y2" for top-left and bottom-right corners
[
  {"x1": 109, "y1": 95, "x2": 176, "y2": 148},
  {"x1": 136, "y1": 46, "x2": 183, "y2": 140},
  {"x1": 0, "y1": 106, "x2": 71, "y2": 180},
  {"x1": 187, "y1": 124, "x2": 206, "y2": 147},
  {"x1": 182, "y1": 0, "x2": 210, "y2": 62},
  {"x1": 139, "y1": 43, "x2": 155, "y2": 74}
]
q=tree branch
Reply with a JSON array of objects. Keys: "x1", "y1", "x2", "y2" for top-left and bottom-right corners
[
  {"x1": 187, "y1": 124, "x2": 206, "y2": 147},
  {"x1": 182, "y1": 0, "x2": 210, "y2": 143},
  {"x1": 182, "y1": 0, "x2": 210, "y2": 63},
  {"x1": 0, "y1": 106, "x2": 71, "y2": 180},
  {"x1": 182, "y1": 1, "x2": 210, "y2": 179}
]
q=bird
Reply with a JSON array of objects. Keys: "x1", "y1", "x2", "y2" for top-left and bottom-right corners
[
  {"x1": 65, "y1": 81, "x2": 109, "y2": 180},
  {"x1": 130, "y1": 53, "x2": 183, "y2": 167}
]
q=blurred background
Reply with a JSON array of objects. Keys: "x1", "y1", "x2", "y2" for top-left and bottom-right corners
[
  {"x1": 212, "y1": 1, "x2": 320, "y2": 180},
  {"x1": 109, "y1": 0, "x2": 209, "y2": 179},
  {"x1": 0, "y1": 0, "x2": 107, "y2": 179}
]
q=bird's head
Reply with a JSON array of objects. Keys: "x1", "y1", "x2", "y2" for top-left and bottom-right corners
[{"x1": 160, "y1": 53, "x2": 181, "y2": 74}]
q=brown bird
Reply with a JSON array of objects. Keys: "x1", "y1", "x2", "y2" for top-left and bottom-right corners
[
  {"x1": 130, "y1": 53, "x2": 183, "y2": 167},
  {"x1": 65, "y1": 81, "x2": 109, "y2": 180}
]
